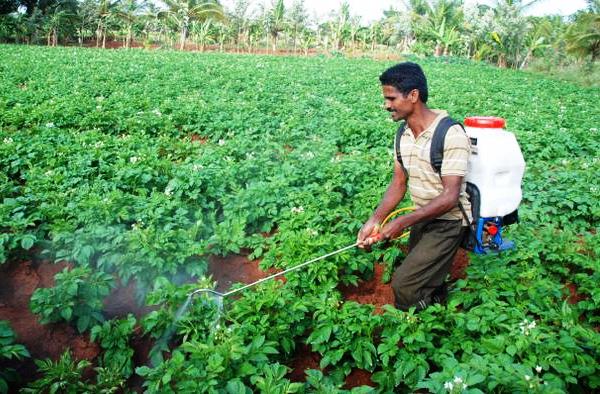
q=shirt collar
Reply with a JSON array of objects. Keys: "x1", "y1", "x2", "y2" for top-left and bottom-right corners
[{"x1": 404, "y1": 109, "x2": 448, "y2": 140}]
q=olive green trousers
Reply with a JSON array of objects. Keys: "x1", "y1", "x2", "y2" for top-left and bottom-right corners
[{"x1": 391, "y1": 219, "x2": 465, "y2": 311}]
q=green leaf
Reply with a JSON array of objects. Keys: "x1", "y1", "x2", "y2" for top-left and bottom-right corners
[
  {"x1": 60, "y1": 307, "x2": 72, "y2": 321},
  {"x1": 77, "y1": 315, "x2": 90, "y2": 333},
  {"x1": 226, "y1": 379, "x2": 248, "y2": 394},
  {"x1": 20, "y1": 235, "x2": 36, "y2": 250},
  {"x1": 506, "y1": 345, "x2": 517, "y2": 356}
]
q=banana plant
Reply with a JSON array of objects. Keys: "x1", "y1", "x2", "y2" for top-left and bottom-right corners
[{"x1": 158, "y1": 0, "x2": 225, "y2": 50}]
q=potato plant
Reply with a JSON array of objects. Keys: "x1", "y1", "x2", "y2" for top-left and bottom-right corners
[{"x1": 0, "y1": 44, "x2": 598, "y2": 392}]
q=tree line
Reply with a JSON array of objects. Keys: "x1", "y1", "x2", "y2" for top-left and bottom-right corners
[{"x1": 0, "y1": 0, "x2": 598, "y2": 69}]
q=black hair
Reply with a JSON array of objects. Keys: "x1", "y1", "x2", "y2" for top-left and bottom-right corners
[{"x1": 379, "y1": 62, "x2": 428, "y2": 103}]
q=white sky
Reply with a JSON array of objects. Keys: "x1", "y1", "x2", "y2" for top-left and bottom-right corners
[{"x1": 222, "y1": 0, "x2": 589, "y2": 22}]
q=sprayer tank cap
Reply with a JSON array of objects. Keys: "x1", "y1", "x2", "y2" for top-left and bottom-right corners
[{"x1": 464, "y1": 116, "x2": 506, "y2": 129}]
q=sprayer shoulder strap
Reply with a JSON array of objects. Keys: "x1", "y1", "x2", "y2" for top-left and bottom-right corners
[{"x1": 394, "y1": 116, "x2": 464, "y2": 173}]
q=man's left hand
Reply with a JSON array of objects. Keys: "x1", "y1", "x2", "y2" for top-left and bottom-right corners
[{"x1": 380, "y1": 217, "x2": 409, "y2": 241}]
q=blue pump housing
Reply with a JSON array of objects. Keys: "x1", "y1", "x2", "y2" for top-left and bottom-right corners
[{"x1": 473, "y1": 217, "x2": 515, "y2": 254}]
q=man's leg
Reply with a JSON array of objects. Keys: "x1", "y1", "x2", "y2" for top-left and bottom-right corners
[{"x1": 391, "y1": 219, "x2": 464, "y2": 311}]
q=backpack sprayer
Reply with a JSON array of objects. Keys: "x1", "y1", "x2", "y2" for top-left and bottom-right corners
[
  {"x1": 395, "y1": 115, "x2": 526, "y2": 255},
  {"x1": 461, "y1": 116, "x2": 525, "y2": 254}
]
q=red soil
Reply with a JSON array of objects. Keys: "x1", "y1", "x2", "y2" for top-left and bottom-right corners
[
  {"x1": 0, "y1": 260, "x2": 101, "y2": 362},
  {"x1": 450, "y1": 248, "x2": 470, "y2": 280},
  {"x1": 339, "y1": 263, "x2": 394, "y2": 314},
  {"x1": 344, "y1": 368, "x2": 376, "y2": 389},
  {"x1": 190, "y1": 133, "x2": 209, "y2": 144},
  {"x1": 0, "y1": 259, "x2": 159, "y2": 389},
  {"x1": 103, "y1": 278, "x2": 154, "y2": 319},
  {"x1": 565, "y1": 282, "x2": 587, "y2": 304},
  {"x1": 287, "y1": 343, "x2": 322, "y2": 382},
  {"x1": 207, "y1": 254, "x2": 284, "y2": 293}
]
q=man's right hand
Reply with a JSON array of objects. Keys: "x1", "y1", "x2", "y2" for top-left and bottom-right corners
[{"x1": 357, "y1": 218, "x2": 382, "y2": 249}]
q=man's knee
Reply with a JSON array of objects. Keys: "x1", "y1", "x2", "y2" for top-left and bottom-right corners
[{"x1": 391, "y1": 270, "x2": 420, "y2": 310}]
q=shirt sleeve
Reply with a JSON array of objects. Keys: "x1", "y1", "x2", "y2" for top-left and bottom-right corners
[{"x1": 441, "y1": 125, "x2": 470, "y2": 176}]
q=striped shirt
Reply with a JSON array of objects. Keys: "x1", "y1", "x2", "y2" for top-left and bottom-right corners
[{"x1": 394, "y1": 110, "x2": 472, "y2": 223}]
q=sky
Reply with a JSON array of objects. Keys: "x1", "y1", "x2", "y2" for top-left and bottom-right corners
[{"x1": 222, "y1": 0, "x2": 590, "y2": 22}]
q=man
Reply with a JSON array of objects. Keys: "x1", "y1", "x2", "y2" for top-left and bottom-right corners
[{"x1": 357, "y1": 62, "x2": 471, "y2": 311}]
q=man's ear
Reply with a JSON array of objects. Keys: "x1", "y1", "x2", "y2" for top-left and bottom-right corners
[{"x1": 409, "y1": 89, "x2": 420, "y2": 103}]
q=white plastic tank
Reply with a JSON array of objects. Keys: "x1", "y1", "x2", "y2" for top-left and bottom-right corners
[{"x1": 463, "y1": 116, "x2": 525, "y2": 218}]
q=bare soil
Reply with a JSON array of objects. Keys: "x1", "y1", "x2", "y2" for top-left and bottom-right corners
[
  {"x1": 207, "y1": 254, "x2": 284, "y2": 293},
  {"x1": 344, "y1": 368, "x2": 376, "y2": 389},
  {"x1": 287, "y1": 343, "x2": 322, "y2": 382},
  {"x1": 565, "y1": 282, "x2": 587, "y2": 304},
  {"x1": 339, "y1": 263, "x2": 395, "y2": 314}
]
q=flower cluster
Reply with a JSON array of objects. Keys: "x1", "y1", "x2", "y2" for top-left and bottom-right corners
[
  {"x1": 131, "y1": 220, "x2": 145, "y2": 230},
  {"x1": 290, "y1": 206, "x2": 304, "y2": 214},
  {"x1": 3, "y1": 137, "x2": 13, "y2": 144},
  {"x1": 444, "y1": 376, "x2": 468, "y2": 393},
  {"x1": 519, "y1": 319, "x2": 536, "y2": 335},
  {"x1": 524, "y1": 366, "x2": 546, "y2": 389},
  {"x1": 129, "y1": 156, "x2": 141, "y2": 164},
  {"x1": 305, "y1": 228, "x2": 318, "y2": 237}
]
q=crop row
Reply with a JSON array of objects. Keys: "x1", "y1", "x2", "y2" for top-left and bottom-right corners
[{"x1": 0, "y1": 45, "x2": 599, "y2": 392}]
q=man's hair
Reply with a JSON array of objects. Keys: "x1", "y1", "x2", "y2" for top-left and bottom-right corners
[{"x1": 379, "y1": 62, "x2": 428, "y2": 103}]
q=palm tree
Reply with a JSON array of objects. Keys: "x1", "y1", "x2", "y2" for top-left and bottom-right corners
[
  {"x1": 44, "y1": 7, "x2": 74, "y2": 46},
  {"x1": 190, "y1": 18, "x2": 212, "y2": 50},
  {"x1": 116, "y1": 0, "x2": 146, "y2": 48},
  {"x1": 228, "y1": 0, "x2": 250, "y2": 52},
  {"x1": 267, "y1": 0, "x2": 285, "y2": 52},
  {"x1": 328, "y1": 1, "x2": 350, "y2": 50},
  {"x1": 159, "y1": 0, "x2": 225, "y2": 50},
  {"x1": 288, "y1": 0, "x2": 307, "y2": 53},
  {"x1": 96, "y1": 0, "x2": 120, "y2": 48},
  {"x1": 408, "y1": 0, "x2": 464, "y2": 56},
  {"x1": 565, "y1": 10, "x2": 600, "y2": 62}
]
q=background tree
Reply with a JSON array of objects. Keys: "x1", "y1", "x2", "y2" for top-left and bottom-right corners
[
  {"x1": 115, "y1": 0, "x2": 146, "y2": 48},
  {"x1": 565, "y1": 2, "x2": 600, "y2": 62},
  {"x1": 288, "y1": 0, "x2": 306, "y2": 53},
  {"x1": 159, "y1": 0, "x2": 224, "y2": 50},
  {"x1": 328, "y1": 1, "x2": 349, "y2": 50},
  {"x1": 266, "y1": 0, "x2": 285, "y2": 52}
]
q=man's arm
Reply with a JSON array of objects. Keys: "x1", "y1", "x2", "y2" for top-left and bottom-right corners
[
  {"x1": 357, "y1": 160, "x2": 407, "y2": 247},
  {"x1": 376, "y1": 175, "x2": 463, "y2": 242}
]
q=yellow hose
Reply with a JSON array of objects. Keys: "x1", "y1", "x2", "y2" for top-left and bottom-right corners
[{"x1": 378, "y1": 206, "x2": 415, "y2": 240}]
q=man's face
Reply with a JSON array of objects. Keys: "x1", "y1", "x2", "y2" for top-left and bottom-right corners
[{"x1": 382, "y1": 85, "x2": 416, "y2": 122}]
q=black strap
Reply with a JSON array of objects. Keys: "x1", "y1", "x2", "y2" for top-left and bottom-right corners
[
  {"x1": 394, "y1": 122, "x2": 406, "y2": 169},
  {"x1": 430, "y1": 117, "x2": 463, "y2": 173}
]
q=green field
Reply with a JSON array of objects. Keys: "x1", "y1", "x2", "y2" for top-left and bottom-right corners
[{"x1": 1, "y1": 44, "x2": 599, "y2": 393}]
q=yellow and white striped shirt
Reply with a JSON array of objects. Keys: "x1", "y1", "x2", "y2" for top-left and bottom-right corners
[{"x1": 394, "y1": 110, "x2": 472, "y2": 223}]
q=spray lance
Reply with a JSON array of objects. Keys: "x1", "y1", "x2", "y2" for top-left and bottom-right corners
[{"x1": 187, "y1": 207, "x2": 414, "y2": 305}]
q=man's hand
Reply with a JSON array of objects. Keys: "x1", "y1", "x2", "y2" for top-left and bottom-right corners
[
  {"x1": 357, "y1": 217, "x2": 381, "y2": 249},
  {"x1": 380, "y1": 217, "x2": 409, "y2": 241}
]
